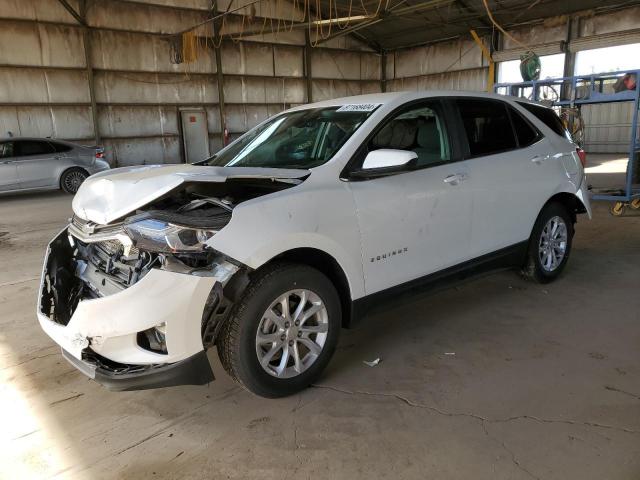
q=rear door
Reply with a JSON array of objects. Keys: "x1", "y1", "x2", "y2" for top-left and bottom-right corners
[
  {"x1": 347, "y1": 99, "x2": 474, "y2": 295},
  {"x1": 452, "y1": 98, "x2": 557, "y2": 257},
  {"x1": 14, "y1": 140, "x2": 60, "y2": 189},
  {"x1": 0, "y1": 141, "x2": 19, "y2": 192}
]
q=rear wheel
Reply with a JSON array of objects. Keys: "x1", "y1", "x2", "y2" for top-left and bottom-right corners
[
  {"x1": 217, "y1": 263, "x2": 341, "y2": 398},
  {"x1": 522, "y1": 202, "x2": 574, "y2": 283},
  {"x1": 60, "y1": 168, "x2": 88, "y2": 194}
]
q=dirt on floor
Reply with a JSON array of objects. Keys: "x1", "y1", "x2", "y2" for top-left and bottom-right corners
[{"x1": 1, "y1": 156, "x2": 639, "y2": 479}]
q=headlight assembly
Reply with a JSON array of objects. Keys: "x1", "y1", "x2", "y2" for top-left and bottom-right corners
[{"x1": 124, "y1": 216, "x2": 217, "y2": 253}]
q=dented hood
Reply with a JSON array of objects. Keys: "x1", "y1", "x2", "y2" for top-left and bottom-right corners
[{"x1": 72, "y1": 164, "x2": 309, "y2": 225}]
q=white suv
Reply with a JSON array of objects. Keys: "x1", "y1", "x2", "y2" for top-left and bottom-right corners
[{"x1": 38, "y1": 92, "x2": 591, "y2": 397}]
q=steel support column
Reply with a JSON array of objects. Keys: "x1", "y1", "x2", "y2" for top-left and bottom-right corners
[
  {"x1": 211, "y1": 0, "x2": 227, "y2": 147},
  {"x1": 76, "y1": 0, "x2": 100, "y2": 144},
  {"x1": 304, "y1": 30, "x2": 313, "y2": 103}
]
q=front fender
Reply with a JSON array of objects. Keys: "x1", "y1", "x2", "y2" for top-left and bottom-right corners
[{"x1": 208, "y1": 182, "x2": 366, "y2": 300}]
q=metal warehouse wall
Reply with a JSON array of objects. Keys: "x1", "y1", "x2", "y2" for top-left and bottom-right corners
[
  {"x1": 386, "y1": 38, "x2": 489, "y2": 93},
  {"x1": 387, "y1": 5, "x2": 640, "y2": 153},
  {"x1": 0, "y1": 0, "x2": 381, "y2": 166}
]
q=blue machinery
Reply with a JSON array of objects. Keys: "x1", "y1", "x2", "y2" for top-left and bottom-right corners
[{"x1": 494, "y1": 69, "x2": 640, "y2": 210}]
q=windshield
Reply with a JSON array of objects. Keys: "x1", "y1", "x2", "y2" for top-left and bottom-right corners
[{"x1": 202, "y1": 106, "x2": 375, "y2": 169}]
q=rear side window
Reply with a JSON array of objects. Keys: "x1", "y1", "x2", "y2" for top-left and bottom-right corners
[
  {"x1": 508, "y1": 106, "x2": 540, "y2": 147},
  {"x1": 456, "y1": 99, "x2": 517, "y2": 156},
  {"x1": 14, "y1": 140, "x2": 56, "y2": 157},
  {"x1": 0, "y1": 142, "x2": 14, "y2": 158},
  {"x1": 516, "y1": 102, "x2": 569, "y2": 139},
  {"x1": 51, "y1": 141, "x2": 72, "y2": 153}
]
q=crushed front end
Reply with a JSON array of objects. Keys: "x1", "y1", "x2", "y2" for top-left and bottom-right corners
[{"x1": 37, "y1": 203, "x2": 242, "y2": 391}]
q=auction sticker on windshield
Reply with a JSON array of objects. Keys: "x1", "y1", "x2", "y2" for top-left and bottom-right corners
[{"x1": 336, "y1": 103, "x2": 381, "y2": 112}]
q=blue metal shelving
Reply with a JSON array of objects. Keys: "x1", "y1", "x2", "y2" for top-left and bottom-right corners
[{"x1": 494, "y1": 69, "x2": 640, "y2": 203}]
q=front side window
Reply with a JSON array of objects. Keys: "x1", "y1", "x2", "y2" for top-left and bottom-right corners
[
  {"x1": 457, "y1": 99, "x2": 517, "y2": 157},
  {"x1": 0, "y1": 142, "x2": 14, "y2": 158},
  {"x1": 14, "y1": 140, "x2": 55, "y2": 157},
  {"x1": 203, "y1": 106, "x2": 375, "y2": 169},
  {"x1": 366, "y1": 102, "x2": 451, "y2": 168}
]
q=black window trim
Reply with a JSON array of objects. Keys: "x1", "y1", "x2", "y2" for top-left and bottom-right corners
[{"x1": 341, "y1": 97, "x2": 463, "y2": 181}]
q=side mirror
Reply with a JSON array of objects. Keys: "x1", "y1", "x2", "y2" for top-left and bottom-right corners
[{"x1": 352, "y1": 149, "x2": 417, "y2": 178}]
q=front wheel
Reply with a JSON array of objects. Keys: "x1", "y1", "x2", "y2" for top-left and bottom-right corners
[
  {"x1": 217, "y1": 263, "x2": 341, "y2": 398},
  {"x1": 522, "y1": 202, "x2": 574, "y2": 283}
]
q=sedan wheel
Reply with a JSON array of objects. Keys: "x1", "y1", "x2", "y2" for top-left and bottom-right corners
[{"x1": 61, "y1": 168, "x2": 88, "y2": 194}]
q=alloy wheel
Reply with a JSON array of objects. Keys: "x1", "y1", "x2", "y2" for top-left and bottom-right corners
[
  {"x1": 255, "y1": 289, "x2": 329, "y2": 379},
  {"x1": 64, "y1": 171, "x2": 87, "y2": 193},
  {"x1": 538, "y1": 215, "x2": 568, "y2": 272}
]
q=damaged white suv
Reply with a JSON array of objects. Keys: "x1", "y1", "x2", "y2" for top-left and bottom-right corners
[{"x1": 38, "y1": 92, "x2": 591, "y2": 397}]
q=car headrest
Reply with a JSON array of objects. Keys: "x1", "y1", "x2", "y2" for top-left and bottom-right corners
[
  {"x1": 372, "y1": 120, "x2": 417, "y2": 150},
  {"x1": 417, "y1": 119, "x2": 440, "y2": 151}
]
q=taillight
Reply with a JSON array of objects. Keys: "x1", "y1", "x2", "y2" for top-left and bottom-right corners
[
  {"x1": 576, "y1": 147, "x2": 586, "y2": 168},
  {"x1": 95, "y1": 151, "x2": 104, "y2": 159}
]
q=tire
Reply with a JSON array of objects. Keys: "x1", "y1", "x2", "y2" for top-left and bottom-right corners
[
  {"x1": 217, "y1": 262, "x2": 341, "y2": 398},
  {"x1": 522, "y1": 202, "x2": 574, "y2": 284},
  {"x1": 60, "y1": 168, "x2": 89, "y2": 194}
]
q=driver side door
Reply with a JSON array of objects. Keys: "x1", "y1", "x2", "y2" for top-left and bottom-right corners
[{"x1": 347, "y1": 100, "x2": 474, "y2": 295}]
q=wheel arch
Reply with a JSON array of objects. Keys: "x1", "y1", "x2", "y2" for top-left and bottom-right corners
[
  {"x1": 267, "y1": 247, "x2": 354, "y2": 328},
  {"x1": 544, "y1": 191, "x2": 587, "y2": 224}
]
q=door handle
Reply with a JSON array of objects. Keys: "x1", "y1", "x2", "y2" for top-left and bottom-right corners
[{"x1": 443, "y1": 173, "x2": 467, "y2": 185}]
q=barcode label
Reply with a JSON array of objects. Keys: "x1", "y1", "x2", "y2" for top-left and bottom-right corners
[{"x1": 336, "y1": 103, "x2": 381, "y2": 112}]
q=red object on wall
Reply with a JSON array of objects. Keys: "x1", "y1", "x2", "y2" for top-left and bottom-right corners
[{"x1": 189, "y1": 115, "x2": 196, "y2": 123}]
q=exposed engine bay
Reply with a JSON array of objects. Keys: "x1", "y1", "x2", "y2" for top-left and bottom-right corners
[{"x1": 40, "y1": 177, "x2": 300, "y2": 327}]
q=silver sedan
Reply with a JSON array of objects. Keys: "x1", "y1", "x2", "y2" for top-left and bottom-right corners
[{"x1": 0, "y1": 137, "x2": 110, "y2": 194}]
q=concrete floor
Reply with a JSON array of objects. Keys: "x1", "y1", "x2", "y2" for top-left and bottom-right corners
[{"x1": 1, "y1": 155, "x2": 639, "y2": 479}]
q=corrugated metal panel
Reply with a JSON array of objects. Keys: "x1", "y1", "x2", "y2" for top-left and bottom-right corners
[
  {"x1": 311, "y1": 50, "x2": 363, "y2": 80},
  {"x1": 393, "y1": 39, "x2": 483, "y2": 78},
  {"x1": 582, "y1": 102, "x2": 633, "y2": 153},
  {"x1": 88, "y1": 1, "x2": 207, "y2": 35},
  {"x1": 98, "y1": 105, "x2": 179, "y2": 138},
  {"x1": 569, "y1": 29, "x2": 640, "y2": 52},
  {"x1": 94, "y1": 72, "x2": 218, "y2": 104},
  {"x1": 103, "y1": 136, "x2": 182, "y2": 166},
  {"x1": 91, "y1": 30, "x2": 215, "y2": 73},
  {"x1": 493, "y1": 42, "x2": 563, "y2": 62},
  {"x1": 0, "y1": 106, "x2": 94, "y2": 139},
  {"x1": 387, "y1": 68, "x2": 487, "y2": 92},
  {"x1": 0, "y1": 67, "x2": 89, "y2": 103},
  {"x1": 0, "y1": 21, "x2": 85, "y2": 67},
  {"x1": 0, "y1": 0, "x2": 80, "y2": 23}
]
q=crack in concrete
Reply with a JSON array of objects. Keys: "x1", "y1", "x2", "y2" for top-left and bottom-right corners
[
  {"x1": 0, "y1": 277, "x2": 39, "y2": 288},
  {"x1": 2, "y1": 352, "x2": 60, "y2": 370},
  {"x1": 605, "y1": 385, "x2": 640, "y2": 401},
  {"x1": 496, "y1": 436, "x2": 541, "y2": 480},
  {"x1": 49, "y1": 392, "x2": 84, "y2": 406},
  {"x1": 311, "y1": 384, "x2": 640, "y2": 435}
]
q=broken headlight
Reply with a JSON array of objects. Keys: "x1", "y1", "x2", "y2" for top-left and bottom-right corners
[{"x1": 124, "y1": 217, "x2": 217, "y2": 253}]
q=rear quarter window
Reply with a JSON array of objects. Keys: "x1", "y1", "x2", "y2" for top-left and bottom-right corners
[
  {"x1": 516, "y1": 102, "x2": 571, "y2": 141},
  {"x1": 51, "y1": 141, "x2": 72, "y2": 153},
  {"x1": 456, "y1": 99, "x2": 517, "y2": 157}
]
